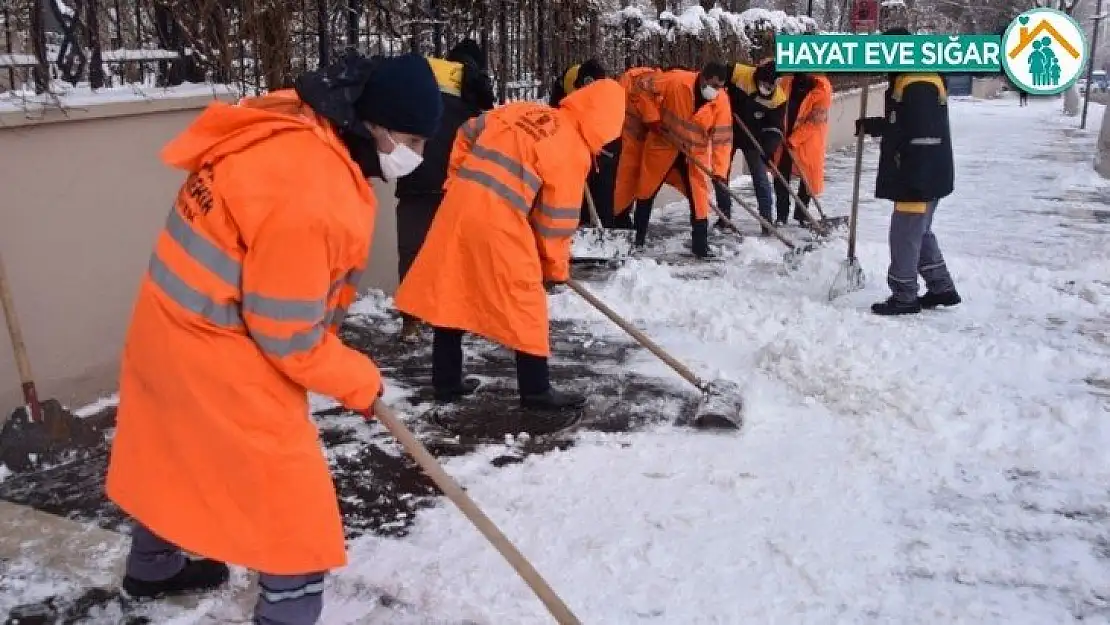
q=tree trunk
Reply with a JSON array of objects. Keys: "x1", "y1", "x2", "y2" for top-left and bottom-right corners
[
  {"x1": 1064, "y1": 84, "x2": 1081, "y2": 115},
  {"x1": 1094, "y1": 99, "x2": 1110, "y2": 178}
]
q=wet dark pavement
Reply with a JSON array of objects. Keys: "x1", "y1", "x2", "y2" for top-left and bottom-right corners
[{"x1": 0, "y1": 240, "x2": 712, "y2": 542}]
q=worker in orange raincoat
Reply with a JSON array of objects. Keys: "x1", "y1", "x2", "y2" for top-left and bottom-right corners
[
  {"x1": 394, "y1": 79, "x2": 626, "y2": 425},
  {"x1": 104, "y1": 52, "x2": 443, "y2": 624},
  {"x1": 611, "y1": 62, "x2": 732, "y2": 258},
  {"x1": 549, "y1": 59, "x2": 617, "y2": 226},
  {"x1": 774, "y1": 72, "x2": 832, "y2": 226},
  {"x1": 611, "y1": 65, "x2": 663, "y2": 230}
]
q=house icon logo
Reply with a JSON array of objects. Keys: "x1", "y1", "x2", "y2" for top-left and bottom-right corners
[{"x1": 1002, "y1": 8, "x2": 1088, "y2": 95}]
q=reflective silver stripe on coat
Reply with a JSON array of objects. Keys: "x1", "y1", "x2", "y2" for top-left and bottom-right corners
[
  {"x1": 151, "y1": 211, "x2": 348, "y2": 358},
  {"x1": 148, "y1": 255, "x2": 242, "y2": 327},
  {"x1": 248, "y1": 324, "x2": 325, "y2": 358},
  {"x1": 150, "y1": 254, "x2": 328, "y2": 357},
  {"x1": 536, "y1": 203, "x2": 579, "y2": 220},
  {"x1": 455, "y1": 167, "x2": 532, "y2": 214},
  {"x1": 469, "y1": 144, "x2": 542, "y2": 194},
  {"x1": 530, "y1": 220, "x2": 577, "y2": 238},
  {"x1": 242, "y1": 293, "x2": 325, "y2": 322},
  {"x1": 909, "y1": 137, "x2": 942, "y2": 145},
  {"x1": 164, "y1": 209, "x2": 241, "y2": 287},
  {"x1": 328, "y1": 268, "x2": 364, "y2": 326},
  {"x1": 461, "y1": 114, "x2": 487, "y2": 142},
  {"x1": 259, "y1": 580, "x2": 326, "y2": 604}
]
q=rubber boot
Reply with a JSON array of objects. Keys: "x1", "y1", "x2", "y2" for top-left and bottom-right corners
[
  {"x1": 520, "y1": 388, "x2": 588, "y2": 410},
  {"x1": 870, "y1": 296, "x2": 922, "y2": 316},
  {"x1": 433, "y1": 377, "x2": 482, "y2": 402},
  {"x1": 918, "y1": 290, "x2": 962, "y2": 309},
  {"x1": 691, "y1": 219, "x2": 714, "y2": 259},
  {"x1": 122, "y1": 559, "x2": 229, "y2": 600}
]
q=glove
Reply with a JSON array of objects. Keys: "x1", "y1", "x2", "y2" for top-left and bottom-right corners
[
  {"x1": 359, "y1": 383, "x2": 386, "y2": 421},
  {"x1": 544, "y1": 279, "x2": 567, "y2": 293},
  {"x1": 855, "y1": 117, "x2": 883, "y2": 137}
]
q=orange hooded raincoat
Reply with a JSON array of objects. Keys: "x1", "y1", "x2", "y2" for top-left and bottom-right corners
[
  {"x1": 777, "y1": 74, "x2": 833, "y2": 196},
  {"x1": 394, "y1": 79, "x2": 626, "y2": 357},
  {"x1": 106, "y1": 90, "x2": 383, "y2": 576},
  {"x1": 612, "y1": 66, "x2": 662, "y2": 214},
  {"x1": 613, "y1": 69, "x2": 732, "y2": 221}
]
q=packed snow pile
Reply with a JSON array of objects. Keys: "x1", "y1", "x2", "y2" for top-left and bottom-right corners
[{"x1": 602, "y1": 2, "x2": 816, "y2": 47}]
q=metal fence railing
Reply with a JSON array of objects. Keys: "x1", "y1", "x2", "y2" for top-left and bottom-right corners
[{"x1": 3, "y1": 0, "x2": 871, "y2": 103}]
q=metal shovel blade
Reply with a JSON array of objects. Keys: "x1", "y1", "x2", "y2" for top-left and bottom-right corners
[
  {"x1": 0, "y1": 400, "x2": 103, "y2": 473},
  {"x1": 691, "y1": 378, "x2": 744, "y2": 430},
  {"x1": 827, "y1": 258, "x2": 867, "y2": 302},
  {"x1": 782, "y1": 243, "x2": 818, "y2": 271},
  {"x1": 570, "y1": 227, "x2": 636, "y2": 263},
  {"x1": 819, "y1": 215, "x2": 851, "y2": 230}
]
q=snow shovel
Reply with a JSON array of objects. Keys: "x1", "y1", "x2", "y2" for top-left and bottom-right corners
[
  {"x1": 732, "y1": 113, "x2": 846, "y2": 234},
  {"x1": 827, "y1": 79, "x2": 870, "y2": 302},
  {"x1": 566, "y1": 279, "x2": 743, "y2": 430},
  {"x1": 570, "y1": 186, "x2": 635, "y2": 263},
  {"x1": 674, "y1": 141, "x2": 817, "y2": 270},
  {"x1": 656, "y1": 125, "x2": 814, "y2": 268},
  {"x1": 361, "y1": 401, "x2": 582, "y2": 625},
  {"x1": 0, "y1": 252, "x2": 102, "y2": 473}
]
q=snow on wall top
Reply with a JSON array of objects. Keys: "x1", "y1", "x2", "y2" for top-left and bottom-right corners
[{"x1": 602, "y1": 3, "x2": 816, "y2": 44}]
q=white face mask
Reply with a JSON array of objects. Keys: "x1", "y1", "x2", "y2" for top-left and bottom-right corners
[
  {"x1": 757, "y1": 84, "x2": 774, "y2": 98},
  {"x1": 700, "y1": 84, "x2": 719, "y2": 101},
  {"x1": 378, "y1": 135, "x2": 424, "y2": 181}
]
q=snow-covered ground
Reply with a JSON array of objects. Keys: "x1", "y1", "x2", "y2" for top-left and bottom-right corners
[
  {"x1": 323, "y1": 94, "x2": 1110, "y2": 624},
  {"x1": 3, "y1": 92, "x2": 1108, "y2": 624}
]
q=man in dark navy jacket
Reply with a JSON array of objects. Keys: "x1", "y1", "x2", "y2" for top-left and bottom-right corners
[
  {"x1": 857, "y1": 28, "x2": 961, "y2": 316},
  {"x1": 395, "y1": 39, "x2": 495, "y2": 339}
]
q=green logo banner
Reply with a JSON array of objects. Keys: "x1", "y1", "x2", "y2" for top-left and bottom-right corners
[{"x1": 775, "y1": 34, "x2": 1004, "y2": 72}]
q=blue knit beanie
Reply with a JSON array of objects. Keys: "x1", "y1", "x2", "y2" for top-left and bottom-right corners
[{"x1": 355, "y1": 53, "x2": 443, "y2": 138}]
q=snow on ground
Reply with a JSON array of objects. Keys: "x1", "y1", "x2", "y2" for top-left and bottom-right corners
[{"x1": 321, "y1": 94, "x2": 1110, "y2": 624}]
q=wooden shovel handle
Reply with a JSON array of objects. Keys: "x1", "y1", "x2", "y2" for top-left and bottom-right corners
[
  {"x1": 583, "y1": 186, "x2": 603, "y2": 230},
  {"x1": 660, "y1": 128, "x2": 796, "y2": 250},
  {"x1": 0, "y1": 251, "x2": 42, "y2": 420},
  {"x1": 732, "y1": 113, "x2": 829, "y2": 225},
  {"x1": 366, "y1": 402, "x2": 582, "y2": 625},
  {"x1": 566, "y1": 279, "x2": 707, "y2": 392},
  {"x1": 847, "y1": 79, "x2": 870, "y2": 261}
]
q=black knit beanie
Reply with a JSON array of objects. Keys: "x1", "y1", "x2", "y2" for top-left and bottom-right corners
[
  {"x1": 754, "y1": 61, "x2": 777, "y2": 86},
  {"x1": 447, "y1": 38, "x2": 486, "y2": 69},
  {"x1": 354, "y1": 53, "x2": 443, "y2": 139}
]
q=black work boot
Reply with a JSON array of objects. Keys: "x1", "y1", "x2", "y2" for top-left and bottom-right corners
[
  {"x1": 691, "y1": 220, "x2": 714, "y2": 258},
  {"x1": 433, "y1": 377, "x2": 482, "y2": 402},
  {"x1": 871, "y1": 296, "x2": 922, "y2": 316},
  {"x1": 122, "y1": 559, "x2": 229, "y2": 600},
  {"x1": 918, "y1": 290, "x2": 962, "y2": 309},
  {"x1": 520, "y1": 387, "x2": 588, "y2": 410}
]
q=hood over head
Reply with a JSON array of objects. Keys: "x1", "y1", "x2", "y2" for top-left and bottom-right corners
[
  {"x1": 160, "y1": 91, "x2": 346, "y2": 173},
  {"x1": 557, "y1": 78, "x2": 625, "y2": 154}
]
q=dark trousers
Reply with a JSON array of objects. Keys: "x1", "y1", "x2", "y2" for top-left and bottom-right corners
[
  {"x1": 432, "y1": 327, "x2": 550, "y2": 395},
  {"x1": 714, "y1": 147, "x2": 776, "y2": 222},
  {"x1": 887, "y1": 200, "x2": 956, "y2": 303},
  {"x1": 126, "y1": 523, "x2": 325, "y2": 624},
  {"x1": 773, "y1": 152, "x2": 812, "y2": 222},
  {"x1": 579, "y1": 138, "x2": 621, "y2": 227},
  {"x1": 1019, "y1": 91, "x2": 1028, "y2": 106},
  {"x1": 396, "y1": 194, "x2": 441, "y2": 282},
  {"x1": 632, "y1": 154, "x2": 703, "y2": 245}
]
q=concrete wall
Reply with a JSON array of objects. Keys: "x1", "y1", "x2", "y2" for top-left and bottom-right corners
[{"x1": 0, "y1": 85, "x2": 881, "y2": 410}]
